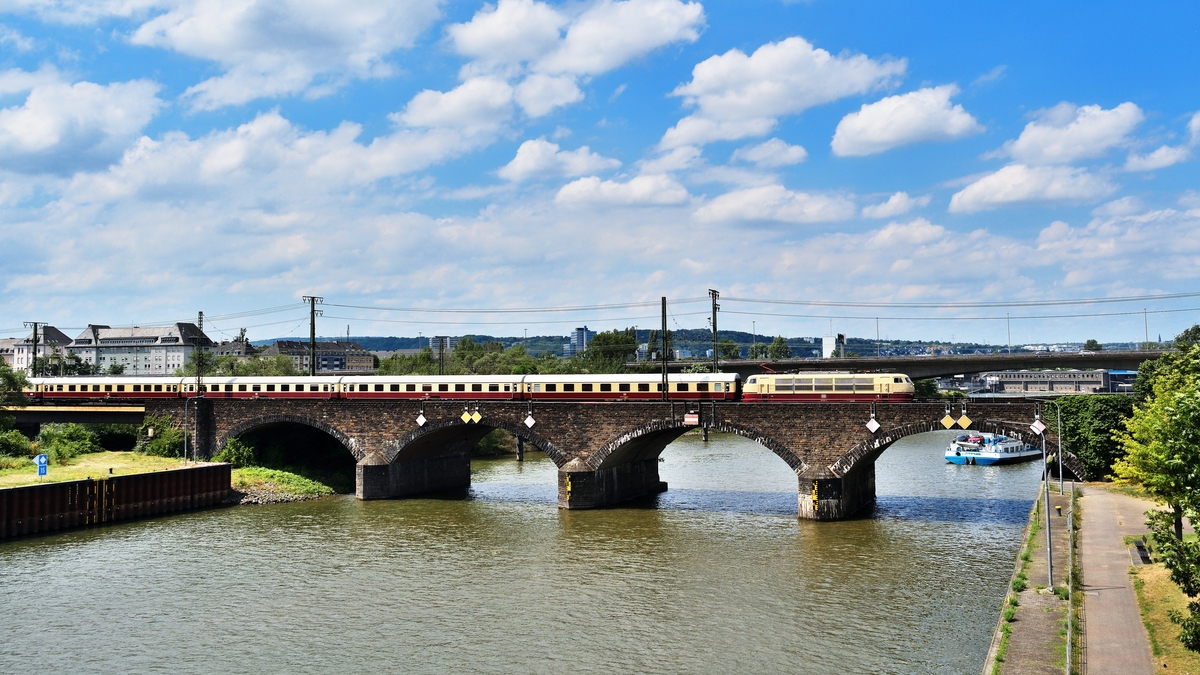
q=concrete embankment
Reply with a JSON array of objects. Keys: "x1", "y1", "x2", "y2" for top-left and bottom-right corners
[
  {"x1": 0, "y1": 463, "x2": 230, "y2": 540},
  {"x1": 982, "y1": 482, "x2": 1075, "y2": 675}
]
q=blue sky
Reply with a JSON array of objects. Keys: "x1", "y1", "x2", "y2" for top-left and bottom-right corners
[{"x1": 0, "y1": 0, "x2": 1197, "y2": 345}]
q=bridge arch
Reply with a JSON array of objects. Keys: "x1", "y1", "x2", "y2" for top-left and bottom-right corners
[
  {"x1": 216, "y1": 414, "x2": 361, "y2": 461},
  {"x1": 589, "y1": 418, "x2": 806, "y2": 474},
  {"x1": 829, "y1": 417, "x2": 1083, "y2": 480},
  {"x1": 382, "y1": 414, "x2": 564, "y2": 466}
]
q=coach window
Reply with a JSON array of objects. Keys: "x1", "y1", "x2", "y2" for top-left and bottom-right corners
[
  {"x1": 455, "y1": 384, "x2": 466, "y2": 392},
  {"x1": 533, "y1": 384, "x2": 541, "y2": 392},
  {"x1": 390, "y1": 384, "x2": 400, "y2": 392},
  {"x1": 252, "y1": 385, "x2": 261, "y2": 392},
  {"x1": 439, "y1": 384, "x2": 448, "y2": 392},
  {"x1": 600, "y1": 383, "x2": 611, "y2": 392},
  {"x1": 266, "y1": 384, "x2": 276, "y2": 392},
  {"x1": 374, "y1": 384, "x2": 384, "y2": 392},
  {"x1": 105, "y1": 385, "x2": 113, "y2": 392},
  {"x1": 619, "y1": 383, "x2": 630, "y2": 392},
  {"x1": 224, "y1": 385, "x2": 232, "y2": 392},
  {"x1": 714, "y1": 383, "x2": 722, "y2": 392},
  {"x1": 322, "y1": 384, "x2": 329, "y2": 392},
  {"x1": 638, "y1": 383, "x2": 650, "y2": 392},
  {"x1": 563, "y1": 383, "x2": 575, "y2": 392},
  {"x1": 655, "y1": 383, "x2": 662, "y2": 392},
  {"x1": 489, "y1": 384, "x2": 500, "y2": 392},
  {"x1": 814, "y1": 378, "x2": 833, "y2": 391},
  {"x1": 423, "y1": 384, "x2": 433, "y2": 392},
  {"x1": 68, "y1": 385, "x2": 76, "y2": 391},
  {"x1": 545, "y1": 384, "x2": 556, "y2": 392},
  {"x1": 581, "y1": 383, "x2": 592, "y2": 392},
  {"x1": 132, "y1": 384, "x2": 141, "y2": 392},
  {"x1": 677, "y1": 383, "x2": 688, "y2": 392},
  {"x1": 280, "y1": 385, "x2": 290, "y2": 392},
  {"x1": 696, "y1": 383, "x2": 708, "y2": 392},
  {"x1": 472, "y1": 384, "x2": 482, "y2": 392},
  {"x1": 239, "y1": 385, "x2": 247, "y2": 391}
]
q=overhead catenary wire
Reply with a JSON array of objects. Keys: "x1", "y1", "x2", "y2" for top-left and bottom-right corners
[
  {"x1": 724, "y1": 290, "x2": 1200, "y2": 309},
  {"x1": 323, "y1": 297, "x2": 710, "y2": 314},
  {"x1": 721, "y1": 305, "x2": 1200, "y2": 322}
]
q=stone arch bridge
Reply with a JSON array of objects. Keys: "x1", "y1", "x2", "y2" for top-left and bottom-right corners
[{"x1": 143, "y1": 398, "x2": 1077, "y2": 520}]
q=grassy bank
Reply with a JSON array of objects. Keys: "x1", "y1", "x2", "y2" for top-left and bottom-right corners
[
  {"x1": 1133, "y1": 562, "x2": 1200, "y2": 672},
  {"x1": 0, "y1": 451, "x2": 187, "y2": 488},
  {"x1": 230, "y1": 466, "x2": 336, "y2": 498}
]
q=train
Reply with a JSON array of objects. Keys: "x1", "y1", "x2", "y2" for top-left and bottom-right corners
[{"x1": 23, "y1": 372, "x2": 916, "y2": 403}]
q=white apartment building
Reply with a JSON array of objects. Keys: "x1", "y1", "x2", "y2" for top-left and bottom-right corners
[
  {"x1": 69, "y1": 323, "x2": 212, "y2": 375},
  {"x1": 12, "y1": 326, "x2": 72, "y2": 374}
]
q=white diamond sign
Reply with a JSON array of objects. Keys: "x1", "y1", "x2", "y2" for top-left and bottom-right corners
[
  {"x1": 865, "y1": 418, "x2": 881, "y2": 433},
  {"x1": 416, "y1": 414, "x2": 426, "y2": 427},
  {"x1": 524, "y1": 415, "x2": 536, "y2": 428},
  {"x1": 1030, "y1": 419, "x2": 1047, "y2": 434}
]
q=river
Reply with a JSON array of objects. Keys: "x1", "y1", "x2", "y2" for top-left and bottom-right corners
[{"x1": 0, "y1": 430, "x2": 1042, "y2": 674}]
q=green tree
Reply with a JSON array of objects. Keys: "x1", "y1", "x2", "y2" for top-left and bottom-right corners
[
  {"x1": 1135, "y1": 347, "x2": 1200, "y2": 401},
  {"x1": 1083, "y1": 339, "x2": 1103, "y2": 351},
  {"x1": 135, "y1": 414, "x2": 186, "y2": 457},
  {"x1": 583, "y1": 329, "x2": 638, "y2": 370},
  {"x1": 717, "y1": 339, "x2": 741, "y2": 359},
  {"x1": 766, "y1": 336, "x2": 791, "y2": 360},
  {"x1": 105, "y1": 363, "x2": 126, "y2": 375},
  {"x1": 1176, "y1": 324, "x2": 1200, "y2": 350},
  {"x1": 0, "y1": 429, "x2": 32, "y2": 457},
  {"x1": 747, "y1": 342, "x2": 768, "y2": 359},
  {"x1": 647, "y1": 329, "x2": 673, "y2": 361},
  {"x1": 0, "y1": 361, "x2": 29, "y2": 432},
  {"x1": 214, "y1": 437, "x2": 256, "y2": 467},
  {"x1": 914, "y1": 379, "x2": 939, "y2": 398},
  {"x1": 1055, "y1": 394, "x2": 1135, "y2": 479},
  {"x1": 1113, "y1": 370, "x2": 1200, "y2": 540}
]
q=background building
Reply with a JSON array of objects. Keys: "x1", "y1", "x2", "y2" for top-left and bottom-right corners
[
  {"x1": 563, "y1": 326, "x2": 596, "y2": 357},
  {"x1": 14, "y1": 326, "x2": 73, "y2": 374},
  {"x1": 68, "y1": 323, "x2": 212, "y2": 375},
  {"x1": 261, "y1": 340, "x2": 374, "y2": 372},
  {"x1": 981, "y1": 369, "x2": 1109, "y2": 394}
]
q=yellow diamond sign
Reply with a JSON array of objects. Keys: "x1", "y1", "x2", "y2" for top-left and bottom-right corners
[
  {"x1": 941, "y1": 415, "x2": 956, "y2": 429},
  {"x1": 461, "y1": 411, "x2": 472, "y2": 423},
  {"x1": 470, "y1": 411, "x2": 482, "y2": 424},
  {"x1": 958, "y1": 415, "x2": 972, "y2": 429}
]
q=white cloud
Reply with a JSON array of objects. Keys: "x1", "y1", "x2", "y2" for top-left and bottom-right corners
[
  {"x1": 1035, "y1": 207, "x2": 1200, "y2": 287},
  {"x1": 831, "y1": 85, "x2": 983, "y2": 156},
  {"x1": 995, "y1": 102, "x2": 1143, "y2": 165},
  {"x1": 639, "y1": 145, "x2": 702, "y2": 173},
  {"x1": 447, "y1": 0, "x2": 567, "y2": 67},
  {"x1": 661, "y1": 36, "x2": 906, "y2": 148},
  {"x1": 514, "y1": 74, "x2": 583, "y2": 117},
  {"x1": 1124, "y1": 145, "x2": 1191, "y2": 172},
  {"x1": 1189, "y1": 111, "x2": 1200, "y2": 145},
  {"x1": 693, "y1": 184, "x2": 856, "y2": 223},
  {"x1": 861, "y1": 191, "x2": 930, "y2": 219},
  {"x1": 0, "y1": 72, "x2": 163, "y2": 174},
  {"x1": 129, "y1": 0, "x2": 442, "y2": 110},
  {"x1": 498, "y1": 138, "x2": 620, "y2": 181},
  {"x1": 398, "y1": 78, "x2": 514, "y2": 134},
  {"x1": 1091, "y1": 196, "x2": 1143, "y2": 217},
  {"x1": 0, "y1": 24, "x2": 34, "y2": 51},
  {"x1": 949, "y1": 164, "x2": 1116, "y2": 213},
  {"x1": 534, "y1": 0, "x2": 704, "y2": 76},
  {"x1": 556, "y1": 173, "x2": 689, "y2": 205},
  {"x1": 731, "y1": 138, "x2": 807, "y2": 167},
  {"x1": 449, "y1": 0, "x2": 703, "y2": 118}
]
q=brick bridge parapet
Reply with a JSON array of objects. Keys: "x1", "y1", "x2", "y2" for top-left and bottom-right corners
[{"x1": 139, "y1": 397, "x2": 1074, "y2": 520}]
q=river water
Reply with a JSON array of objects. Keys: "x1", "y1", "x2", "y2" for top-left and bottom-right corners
[{"x1": 0, "y1": 431, "x2": 1042, "y2": 674}]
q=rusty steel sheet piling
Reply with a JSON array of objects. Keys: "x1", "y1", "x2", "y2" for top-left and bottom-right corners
[{"x1": 0, "y1": 463, "x2": 231, "y2": 540}]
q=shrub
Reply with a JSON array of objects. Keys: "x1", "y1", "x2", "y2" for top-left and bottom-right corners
[
  {"x1": 1053, "y1": 585, "x2": 1069, "y2": 600},
  {"x1": 0, "y1": 429, "x2": 32, "y2": 457},
  {"x1": 1011, "y1": 572, "x2": 1028, "y2": 593},
  {"x1": 37, "y1": 423, "x2": 101, "y2": 465},
  {"x1": 1054, "y1": 394, "x2": 1135, "y2": 479},
  {"x1": 136, "y1": 414, "x2": 186, "y2": 457},
  {"x1": 214, "y1": 437, "x2": 256, "y2": 468},
  {"x1": 472, "y1": 429, "x2": 515, "y2": 457},
  {"x1": 1002, "y1": 606, "x2": 1017, "y2": 622}
]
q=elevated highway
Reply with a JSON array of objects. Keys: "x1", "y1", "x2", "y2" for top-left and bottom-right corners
[{"x1": 635, "y1": 350, "x2": 1166, "y2": 380}]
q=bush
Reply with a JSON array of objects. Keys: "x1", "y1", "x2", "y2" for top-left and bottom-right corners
[
  {"x1": 1002, "y1": 606, "x2": 1017, "y2": 622},
  {"x1": 37, "y1": 423, "x2": 100, "y2": 465},
  {"x1": 135, "y1": 414, "x2": 186, "y2": 457},
  {"x1": 1011, "y1": 572, "x2": 1028, "y2": 593},
  {"x1": 214, "y1": 437, "x2": 256, "y2": 468},
  {"x1": 0, "y1": 429, "x2": 32, "y2": 457}
]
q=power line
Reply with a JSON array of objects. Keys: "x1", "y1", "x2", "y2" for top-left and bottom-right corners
[
  {"x1": 320, "y1": 311, "x2": 710, "y2": 327},
  {"x1": 322, "y1": 297, "x2": 710, "y2": 314},
  {"x1": 721, "y1": 305, "x2": 1200, "y2": 322},
  {"x1": 724, "y1": 290, "x2": 1200, "y2": 309}
]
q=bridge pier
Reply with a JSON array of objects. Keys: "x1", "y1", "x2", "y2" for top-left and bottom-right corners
[
  {"x1": 557, "y1": 458, "x2": 667, "y2": 509},
  {"x1": 356, "y1": 450, "x2": 471, "y2": 500},
  {"x1": 797, "y1": 462, "x2": 876, "y2": 521}
]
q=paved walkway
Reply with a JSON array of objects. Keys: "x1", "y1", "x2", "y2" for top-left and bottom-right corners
[{"x1": 1080, "y1": 486, "x2": 1155, "y2": 674}]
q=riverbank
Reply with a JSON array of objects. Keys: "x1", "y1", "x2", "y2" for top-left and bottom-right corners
[
  {"x1": 0, "y1": 451, "x2": 190, "y2": 488},
  {"x1": 227, "y1": 466, "x2": 338, "y2": 505}
]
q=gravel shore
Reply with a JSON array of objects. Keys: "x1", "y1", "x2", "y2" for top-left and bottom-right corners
[{"x1": 224, "y1": 486, "x2": 332, "y2": 505}]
